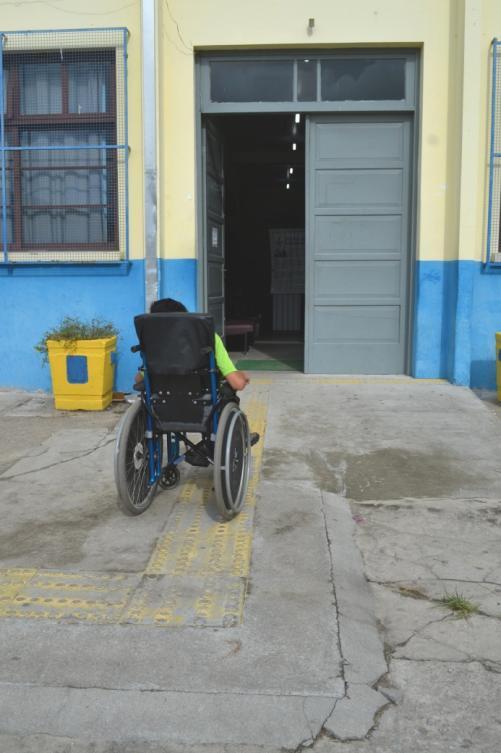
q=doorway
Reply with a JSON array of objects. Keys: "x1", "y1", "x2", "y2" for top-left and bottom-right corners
[
  {"x1": 216, "y1": 114, "x2": 305, "y2": 371},
  {"x1": 198, "y1": 52, "x2": 418, "y2": 375}
]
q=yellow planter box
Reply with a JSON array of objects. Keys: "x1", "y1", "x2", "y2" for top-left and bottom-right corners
[{"x1": 47, "y1": 336, "x2": 117, "y2": 411}]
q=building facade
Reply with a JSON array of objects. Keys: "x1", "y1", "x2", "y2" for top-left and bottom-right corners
[{"x1": 1, "y1": 0, "x2": 501, "y2": 391}]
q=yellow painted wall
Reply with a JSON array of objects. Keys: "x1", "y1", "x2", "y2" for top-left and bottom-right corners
[
  {"x1": 2, "y1": 0, "x2": 500, "y2": 265},
  {"x1": 456, "y1": 0, "x2": 501, "y2": 263},
  {"x1": 159, "y1": 0, "x2": 454, "y2": 263},
  {"x1": 157, "y1": 0, "x2": 501, "y2": 265}
]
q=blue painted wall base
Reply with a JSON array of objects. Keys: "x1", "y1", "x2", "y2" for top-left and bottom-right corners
[
  {"x1": 0, "y1": 258, "x2": 198, "y2": 394},
  {"x1": 2, "y1": 257, "x2": 501, "y2": 392},
  {"x1": 413, "y1": 261, "x2": 501, "y2": 390},
  {"x1": 158, "y1": 258, "x2": 197, "y2": 311}
]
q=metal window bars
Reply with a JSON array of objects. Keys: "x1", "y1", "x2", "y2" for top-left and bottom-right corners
[
  {"x1": 487, "y1": 38, "x2": 501, "y2": 266},
  {"x1": 0, "y1": 27, "x2": 129, "y2": 264}
]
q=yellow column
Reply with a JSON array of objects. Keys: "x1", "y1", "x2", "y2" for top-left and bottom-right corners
[{"x1": 452, "y1": 0, "x2": 483, "y2": 384}]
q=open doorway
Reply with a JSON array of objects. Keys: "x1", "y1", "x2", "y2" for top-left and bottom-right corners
[{"x1": 213, "y1": 114, "x2": 305, "y2": 371}]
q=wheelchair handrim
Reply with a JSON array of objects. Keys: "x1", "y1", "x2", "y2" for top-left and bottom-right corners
[{"x1": 224, "y1": 410, "x2": 250, "y2": 512}]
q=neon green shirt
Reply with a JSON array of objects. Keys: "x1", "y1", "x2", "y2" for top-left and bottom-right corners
[{"x1": 214, "y1": 333, "x2": 237, "y2": 377}]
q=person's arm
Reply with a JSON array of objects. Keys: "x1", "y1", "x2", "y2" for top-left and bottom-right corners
[
  {"x1": 214, "y1": 333, "x2": 250, "y2": 391},
  {"x1": 225, "y1": 369, "x2": 250, "y2": 391}
]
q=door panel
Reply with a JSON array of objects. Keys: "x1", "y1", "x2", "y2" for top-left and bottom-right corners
[
  {"x1": 316, "y1": 170, "x2": 404, "y2": 209},
  {"x1": 314, "y1": 260, "x2": 401, "y2": 298},
  {"x1": 315, "y1": 215, "x2": 402, "y2": 257},
  {"x1": 306, "y1": 115, "x2": 411, "y2": 374},
  {"x1": 203, "y1": 119, "x2": 225, "y2": 335},
  {"x1": 313, "y1": 306, "x2": 401, "y2": 342},
  {"x1": 316, "y1": 122, "x2": 405, "y2": 163}
]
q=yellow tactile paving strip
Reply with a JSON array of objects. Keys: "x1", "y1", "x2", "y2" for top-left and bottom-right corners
[
  {"x1": 0, "y1": 386, "x2": 269, "y2": 628},
  {"x1": 0, "y1": 569, "x2": 140, "y2": 624},
  {"x1": 240, "y1": 375, "x2": 446, "y2": 385},
  {"x1": 311, "y1": 377, "x2": 447, "y2": 385}
]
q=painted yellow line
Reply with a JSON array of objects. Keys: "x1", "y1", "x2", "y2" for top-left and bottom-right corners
[
  {"x1": 0, "y1": 386, "x2": 269, "y2": 628},
  {"x1": 245, "y1": 375, "x2": 448, "y2": 385},
  {"x1": 311, "y1": 377, "x2": 448, "y2": 385}
]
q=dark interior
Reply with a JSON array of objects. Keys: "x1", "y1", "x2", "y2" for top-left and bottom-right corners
[{"x1": 215, "y1": 114, "x2": 306, "y2": 344}]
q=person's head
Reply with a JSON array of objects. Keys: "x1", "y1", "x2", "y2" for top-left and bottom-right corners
[{"x1": 150, "y1": 298, "x2": 187, "y2": 314}]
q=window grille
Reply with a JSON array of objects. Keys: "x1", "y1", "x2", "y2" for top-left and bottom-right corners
[
  {"x1": 0, "y1": 28, "x2": 128, "y2": 264},
  {"x1": 487, "y1": 38, "x2": 501, "y2": 265}
]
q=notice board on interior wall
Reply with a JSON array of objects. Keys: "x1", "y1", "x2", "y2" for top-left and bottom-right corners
[
  {"x1": 269, "y1": 228, "x2": 305, "y2": 294},
  {"x1": 269, "y1": 228, "x2": 305, "y2": 331}
]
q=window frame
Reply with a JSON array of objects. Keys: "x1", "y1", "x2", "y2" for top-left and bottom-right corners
[
  {"x1": 2, "y1": 48, "x2": 119, "y2": 253},
  {"x1": 486, "y1": 38, "x2": 501, "y2": 268}
]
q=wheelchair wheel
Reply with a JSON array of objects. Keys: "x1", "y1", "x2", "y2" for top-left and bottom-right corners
[
  {"x1": 114, "y1": 399, "x2": 160, "y2": 515},
  {"x1": 213, "y1": 402, "x2": 251, "y2": 520},
  {"x1": 159, "y1": 464, "x2": 180, "y2": 490}
]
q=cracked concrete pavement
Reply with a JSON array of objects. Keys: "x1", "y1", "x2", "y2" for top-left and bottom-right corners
[{"x1": 0, "y1": 378, "x2": 500, "y2": 752}]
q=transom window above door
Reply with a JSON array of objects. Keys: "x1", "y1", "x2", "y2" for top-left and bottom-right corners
[{"x1": 199, "y1": 51, "x2": 417, "y2": 113}]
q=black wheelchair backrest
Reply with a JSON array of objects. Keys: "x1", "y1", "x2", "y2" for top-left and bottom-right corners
[
  {"x1": 133, "y1": 313, "x2": 217, "y2": 433},
  {"x1": 134, "y1": 313, "x2": 214, "y2": 375}
]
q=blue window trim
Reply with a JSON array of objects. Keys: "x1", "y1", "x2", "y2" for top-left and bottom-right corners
[
  {"x1": 0, "y1": 27, "x2": 129, "y2": 268},
  {"x1": 486, "y1": 38, "x2": 501, "y2": 272},
  {"x1": 0, "y1": 261, "x2": 132, "y2": 276}
]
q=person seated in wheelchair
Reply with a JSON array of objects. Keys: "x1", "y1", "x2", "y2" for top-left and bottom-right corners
[
  {"x1": 115, "y1": 301, "x2": 258, "y2": 519},
  {"x1": 135, "y1": 297, "x2": 259, "y2": 466}
]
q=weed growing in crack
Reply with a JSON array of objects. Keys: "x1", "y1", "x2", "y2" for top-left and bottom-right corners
[{"x1": 438, "y1": 591, "x2": 479, "y2": 618}]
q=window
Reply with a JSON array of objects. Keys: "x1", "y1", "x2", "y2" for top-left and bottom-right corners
[
  {"x1": 321, "y1": 59, "x2": 405, "y2": 101},
  {"x1": 1, "y1": 51, "x2": 115, "y2": 253},
  {"x1": 0, "y1": 29, "x2": 128, "y2": 263},
  {"x1": 487, "y1": 39, "x2": 501, "y2": 265},
  {"x1": 211, "y1": 60, "x2": 294, "y2": 102},
  {"x1": 200, "y1": 52, "x2": 416, "y2": 111}
]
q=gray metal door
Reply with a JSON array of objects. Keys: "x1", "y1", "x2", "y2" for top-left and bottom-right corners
[
  {"x1": 202, "y1": 119, "x2": 225, "y2": 334},
  {"x1": 305, "y1": 115, "x2": 411, "y2": 374}
]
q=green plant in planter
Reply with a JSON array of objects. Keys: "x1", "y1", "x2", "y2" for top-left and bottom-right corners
[
  {"x1": 35, "y1": 316, "x2": 119, "y2": 365},
  {"x1": 35, "y1": 316, "x2": 120, "y2": 410}
]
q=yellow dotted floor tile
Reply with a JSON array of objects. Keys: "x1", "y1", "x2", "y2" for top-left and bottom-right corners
[{"x1": 0, "y1": 386, "x2": 269, "y2": 628}]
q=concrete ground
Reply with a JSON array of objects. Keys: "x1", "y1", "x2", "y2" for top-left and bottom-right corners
[{"x1": 0, "y1": 375, "x2": 500, "y2": 752}]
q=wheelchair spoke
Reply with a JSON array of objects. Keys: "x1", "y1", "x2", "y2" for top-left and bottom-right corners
[{"x1": 114, "y1": 400, "x2": 159, "y2": 515}]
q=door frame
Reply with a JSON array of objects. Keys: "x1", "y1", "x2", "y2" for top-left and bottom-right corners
[
  {"x1": 200, "y1": 116, "x2": 226, "y2": 335},
  {"x1": 195, "y1": 51, "x2": 420, "y2": 374}
]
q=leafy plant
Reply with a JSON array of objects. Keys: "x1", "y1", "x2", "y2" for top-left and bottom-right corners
[{"x1": 35, "y1": 316, "x2": 119, "y2": 363}]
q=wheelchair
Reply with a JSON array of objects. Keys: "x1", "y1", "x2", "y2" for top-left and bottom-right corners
[{"x1": 114, "y1": 312, "x2": 251, "y2": 520}]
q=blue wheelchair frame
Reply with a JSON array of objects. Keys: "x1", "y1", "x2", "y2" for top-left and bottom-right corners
[
  {"x1": 140, "y1": 350, "x2": 220, "y2": 487},
  {"x1": 115, "y1": 313, "x2": 252, "y2": 520}
]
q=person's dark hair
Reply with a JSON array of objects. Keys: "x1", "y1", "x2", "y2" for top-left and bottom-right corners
[{"x1": 150, "y1": 298, "x2": 187, "y2": 314}]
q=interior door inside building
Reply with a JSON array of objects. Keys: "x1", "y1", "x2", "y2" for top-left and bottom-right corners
[
  {"x1": 203, "y1": 118, "x2": 226, "y2": 336},
  {"x1": 204, "y1": 113, "x2": 306, "y2": 371}
]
